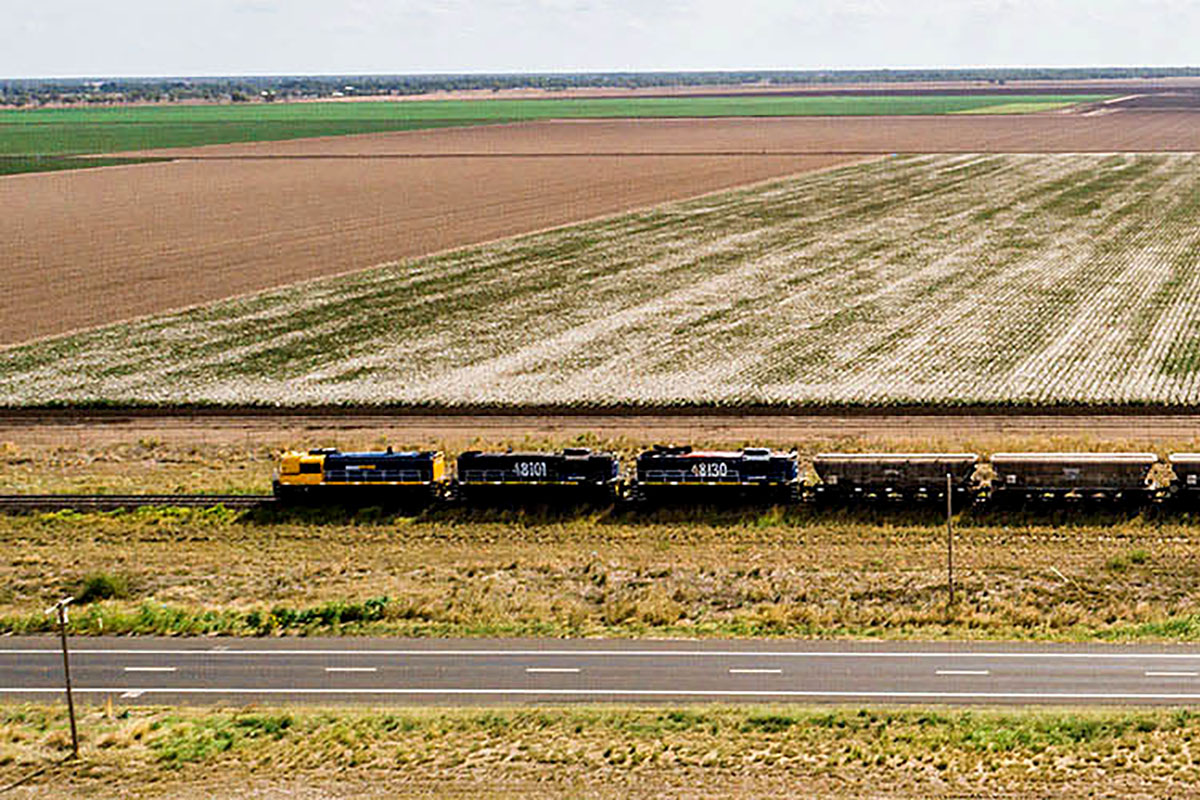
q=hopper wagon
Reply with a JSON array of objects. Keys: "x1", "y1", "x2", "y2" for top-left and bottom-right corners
[
  {"x1": 812, "y1": 453, "x2": 979, "y2": 507},
  {"x1": 1168, "y1": 453, "x2": 1200, "y2": 502},
  {"x1": 274, "y1": 447, "x2": 446, "y2": 506},
  {"x1": 454, "y1": 448, "x2": 619, "y2": 504},
  {"x1": 988, "y1": 452, "x2": 1158, "y2": 504},
  {"x1": 632, "y1": 445, "x2": 798, "y2": 504}
]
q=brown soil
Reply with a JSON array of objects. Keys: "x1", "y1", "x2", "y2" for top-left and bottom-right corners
[
  {"x1": 6, "y1": 110, "x2": 1200, "y2": 348},
  {"x1": 141, "y1": 111, "x2": 1200, "y2": 158},
  {"x1": 0, "y1": 151, "x2": 852, "y2": 346}
]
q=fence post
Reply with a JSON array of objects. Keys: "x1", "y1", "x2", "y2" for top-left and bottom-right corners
[
  {"x1": 46, "y1": 597, "x2": 79, "y2": 760},
  {"x1": 946, "y1": 473, "x2": 955, "y2": 609}
]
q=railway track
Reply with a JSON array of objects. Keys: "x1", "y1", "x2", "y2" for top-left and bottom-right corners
[{"x1": 0, "y1": 494, "x2": 275, "y2": 512}]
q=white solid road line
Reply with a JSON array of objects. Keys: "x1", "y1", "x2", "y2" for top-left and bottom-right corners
[
  {"x1": 525, "y1": 668, "x2": 581, "y2": 674},
  {"x1": 1146, "y1": 671, "x2": 1199, "y2": 678},
  {"x1": 13, "y1": 687, "x2": 1200, "y2": 701},
  {"x1": 5, "y1": 648, "x2": 1200, "y2": 660},
  {"x1": 729, "y1": 669, "x2": 783, "y2": 675},
  {"x1": 123, "y1": 666, "x2": 176, "y2": 673},
  {"x1": 325, "y1": 667, "x2": 378, "y2": 674},
  {"x1": 936, "y1": 670, "x2": 990, "y2": 676}
]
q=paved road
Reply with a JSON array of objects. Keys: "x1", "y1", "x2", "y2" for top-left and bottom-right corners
[{"x1": 6, "y1": 638, "x2": 1200, "y2": 706}]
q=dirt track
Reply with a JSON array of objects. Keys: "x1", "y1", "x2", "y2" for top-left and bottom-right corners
[
  {"x1": 4, "y1": 412, "x2": 1200, "y2": 450},
  {"x1": 6, "y1": 111, "x2": 1200, "y2": 347}
]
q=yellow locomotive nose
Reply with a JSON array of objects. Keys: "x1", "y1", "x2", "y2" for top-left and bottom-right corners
[{"x1": 277, "y1": 450, "x2": 327, "y2": 485}]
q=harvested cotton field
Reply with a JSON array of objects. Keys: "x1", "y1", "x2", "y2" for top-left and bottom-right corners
[{"x1": 4, "y1": 152, "x2": 1200, "y2": 407}]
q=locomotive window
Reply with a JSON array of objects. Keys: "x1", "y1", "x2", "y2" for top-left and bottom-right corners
[{"x1": 300, "y1": 463, "x2": 322, "y2": 474}]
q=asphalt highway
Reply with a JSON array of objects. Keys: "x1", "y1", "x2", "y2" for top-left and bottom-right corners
[{"x1": 5, "y1": 638, "x2": 1200, "y2": 706}]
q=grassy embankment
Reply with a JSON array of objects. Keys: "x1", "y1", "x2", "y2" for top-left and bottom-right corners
[
  {"x1": 5, "y1": 153, "x2": 1199, "y2": 408},
  {"x1": 0, "y1": 94, "x2": 1106, "y2": 170},
  {"x1": 6, "y1": 505, "x2": 1197, "y2": 641},
  {"x1": 4, "y1": 434, "x2": 1200, "y2": 641},
  {"x1": 2, "y1": 703, "x2": 1198, "y2": 798}
]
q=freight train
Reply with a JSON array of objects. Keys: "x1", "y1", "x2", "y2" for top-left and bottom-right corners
[{"x1": 274, "y1": 446, "x2": 1200, "y2": 509}]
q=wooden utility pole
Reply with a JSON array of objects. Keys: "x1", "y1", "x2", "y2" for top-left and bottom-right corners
[
  {"x1": 46, "y1": 597, "x2": 79, "y2": 760},
  {"x1": 946, "y1": 473, "x2": 955, "y2": 609}
]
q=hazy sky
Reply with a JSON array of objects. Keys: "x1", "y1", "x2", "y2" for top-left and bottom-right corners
[{"x1": 3, "y1": 0, "x2": 1196, "y2": 79}]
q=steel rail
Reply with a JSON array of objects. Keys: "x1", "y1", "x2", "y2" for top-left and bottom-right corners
[{"x1": 0, "y1": 494, "x2": 274, "y2": 512}]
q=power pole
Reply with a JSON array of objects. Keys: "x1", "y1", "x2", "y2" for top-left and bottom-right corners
[
  {"x1": 946, "y1": 473, "x2": 955, "y2": 609},
  {"x1": 45, "y1": 597, "x2": 79, "y2": 760}
]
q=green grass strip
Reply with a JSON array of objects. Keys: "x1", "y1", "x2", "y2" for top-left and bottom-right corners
[{"x1": 0, "y1": 155, "x2": 170, "y2": 176}]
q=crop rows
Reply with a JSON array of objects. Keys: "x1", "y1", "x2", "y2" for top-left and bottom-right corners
[{"x1": 4, "y1": 153, "x2": 1200, "y2": 407}]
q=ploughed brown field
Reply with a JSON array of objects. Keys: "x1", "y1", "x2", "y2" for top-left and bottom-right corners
[
  {"x1": 0, "y1": 152, "x2": 851, "y2": 346},
  {"x1": 4, "y1": 109, "x2": 1200, "y2": 346}
]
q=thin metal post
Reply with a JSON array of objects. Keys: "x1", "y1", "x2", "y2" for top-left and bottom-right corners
[
  {"x1": 946, "y1": 473, "x2": 955, "y2": 609},
  {"x1": 46, "y1": 598, "x2": 79, "y2": 760}
]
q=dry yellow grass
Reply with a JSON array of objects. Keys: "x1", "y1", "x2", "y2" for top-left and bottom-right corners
[
  {"x1": 3, "y1": 703, "x2": 1199, "y2": 799},
  {"x1": 2, "y1": 496, "x2": 1199, "y2": 641}
]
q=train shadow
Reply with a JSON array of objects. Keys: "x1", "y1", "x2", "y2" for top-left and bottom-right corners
[{"x1": 241, "y1": 498, "x2": 1188, "y2": 528}]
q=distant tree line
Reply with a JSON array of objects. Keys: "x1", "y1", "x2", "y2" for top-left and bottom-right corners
[{"x1": 3, "y1": 67, "x2": 1199, "y2": 107}]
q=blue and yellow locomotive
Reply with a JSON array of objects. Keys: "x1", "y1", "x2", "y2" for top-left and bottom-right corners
[{"x1": 274, "y1": 447, "x2": 447, "y2": 505}]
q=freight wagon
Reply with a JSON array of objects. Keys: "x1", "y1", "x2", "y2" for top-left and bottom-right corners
[
  {"x1": 454, "y1": 448, "x2": 619, "y2": 504},
  {"x1": 811, "y1": 453, "x2": 979, "y2": 507},
  {"x1": 632, "y1": 445, "x2": 799, "y2": 504},
  {"x1": 1168, "y1": 453, "x2": 1200, "y2": 502},
  {"x1": 274, "y1": 447, "x2": 446, "y2": 505},
  {"x1": 989, "y1": 452, "x2": 1158, "y2": 504}
]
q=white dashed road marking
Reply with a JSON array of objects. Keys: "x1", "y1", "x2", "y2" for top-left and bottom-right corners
[{"x1": 1145, "y1": 671, "x2": 1199, "y2": 678}]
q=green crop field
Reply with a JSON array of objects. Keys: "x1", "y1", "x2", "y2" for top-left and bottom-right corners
[
  {"x1": 0, "y1": 154, "x2": 169, "y2": 176},
  {"x1": 4, "y1": 152, "x2": 1199, "y2": 409},
  {"x1": 0, "y1": 94, "x2": 1106, "y2": 157}
]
